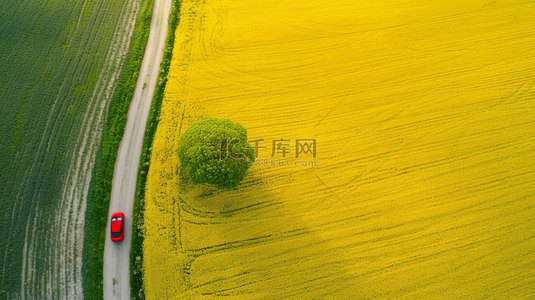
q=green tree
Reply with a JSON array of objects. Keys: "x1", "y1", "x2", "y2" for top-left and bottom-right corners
[{"x1": 178, "y1": 118, "x2": 255, "y2": 189}]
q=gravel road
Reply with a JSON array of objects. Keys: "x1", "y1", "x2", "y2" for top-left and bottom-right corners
[{"x1": 103, "y1": 0, "x2": 172, "y2": 298}]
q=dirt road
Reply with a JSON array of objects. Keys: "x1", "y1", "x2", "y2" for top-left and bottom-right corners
[{"x1": 103, "y1": 0, "x2": 172, "y2": 298}]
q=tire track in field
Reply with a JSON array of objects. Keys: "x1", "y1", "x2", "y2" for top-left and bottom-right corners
[
  {"x1": 15, "y1": 0, "x2": 99, "y2": 295},
  {"x1": 11, "y1": 0, "x2": 106, "y2": 296},
  {"x1": 18, "y1": 1, "x2": 98, "y2": 296},
  {"x1": 16, "y1": 0, "x2": 141, "y2": 299},
  {"x1": 55, "y1": 2, "x2": 140, "y2": 298},
  {"x1": 52, "y1": 1, "x2": 141, "y2": 297}
]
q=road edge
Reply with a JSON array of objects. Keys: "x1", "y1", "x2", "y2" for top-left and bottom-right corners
[{"x1": 129, "y1": 0, "x2": 183, "y2": 298}]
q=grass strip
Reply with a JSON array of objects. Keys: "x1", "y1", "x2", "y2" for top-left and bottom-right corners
[
  {"x1": 81, "y1": 0, "x2": 154, "y2": 298},
  {"x1": 130, "y1": 0, "x2": 182, "y2": 298}
]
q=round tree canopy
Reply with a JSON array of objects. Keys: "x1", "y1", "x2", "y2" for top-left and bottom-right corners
[{"x1": 178, "y1": 118, "x2": 255, "y2": 189}]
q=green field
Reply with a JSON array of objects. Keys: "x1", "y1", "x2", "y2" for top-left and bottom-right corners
[{"x1": 0, "y1": 0, "x2": 143, "y2": 298}]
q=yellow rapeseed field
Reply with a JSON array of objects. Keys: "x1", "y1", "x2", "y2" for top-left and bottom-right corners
[{"x1": 143, "y1": 0, "x2": 535, "y2": 298}]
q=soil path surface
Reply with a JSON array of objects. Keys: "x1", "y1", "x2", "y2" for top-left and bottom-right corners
[{"x1": 103, "y1": 0, "x2": 172, "y2": 298}]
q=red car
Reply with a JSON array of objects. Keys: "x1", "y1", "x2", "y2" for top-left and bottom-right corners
[{"x1": 110, "y1": 212, "x2": 125, "y2": 242}]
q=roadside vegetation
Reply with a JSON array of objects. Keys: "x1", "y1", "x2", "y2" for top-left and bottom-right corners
[
  {"x1": 129, "y1": 0, "x2": 182, "y2": 298},
  {"x1": 142, "y1": 0, "x2": 535, "y2": 298},
  {"x1": 81, "y1": 0, "x2": 154, "y2": 298},
  {"x1": 0, "y1": 0, "x2": 142, "y2": 297}
]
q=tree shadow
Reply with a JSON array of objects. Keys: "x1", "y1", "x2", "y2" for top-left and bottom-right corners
[{"x1": 173, "y1": 167, "x2": 363, "y2": 298}]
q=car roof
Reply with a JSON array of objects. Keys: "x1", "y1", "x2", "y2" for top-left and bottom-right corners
[{"x1": 111, "y1": 218, "x2": 122, "y2": 232}]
